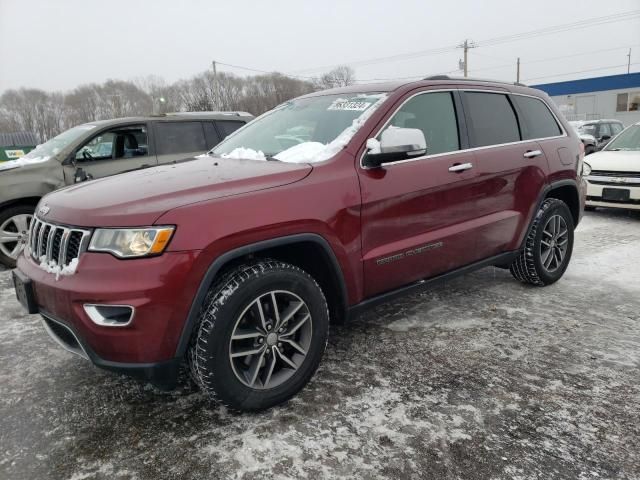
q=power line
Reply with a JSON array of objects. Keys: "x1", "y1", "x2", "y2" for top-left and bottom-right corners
[
  {"x1": 524, "y1": 62, "x2": 640, "y2": 82},
  {"x1": 290, "y1": 10, "x2": 640, "y2": 74}
]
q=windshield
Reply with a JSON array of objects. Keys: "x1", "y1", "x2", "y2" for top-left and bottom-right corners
[
  {"x1": 211, "y1": 93, "x2": 387, "y2": 163},
  {"x1": 604, "y1": 124, "x2": 640, "y2": 151}
]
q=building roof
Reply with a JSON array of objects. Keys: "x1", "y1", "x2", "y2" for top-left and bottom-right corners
[
  {"x1": 532, "y1": 72, "x2": 640, "y2": 97},
  {"x1": 0, "y1": 131, "x2": 39, "y2": 147}
]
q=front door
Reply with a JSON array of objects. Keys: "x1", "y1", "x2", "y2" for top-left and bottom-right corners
[
  {"x1": 358, "y1": 89, "x2": 482, "y2": 298},
  {"x1": 63, "y1": 123, "x2": 155, "y2": 183}
]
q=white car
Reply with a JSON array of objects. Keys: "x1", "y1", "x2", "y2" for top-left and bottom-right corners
[{"x1": 583, "y1": 122, "x2": 640, "y2": 210}]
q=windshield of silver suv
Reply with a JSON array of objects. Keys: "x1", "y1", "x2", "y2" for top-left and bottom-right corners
[
  {"x1": 605, "y1": 124, "x2": 640, "y2": 151},
  {"x1": 0, "y1": 124, "x2": 96, "y2": 172},
  {"x1": 211, "y1": 93, "x2": 387, "y2": 163}
]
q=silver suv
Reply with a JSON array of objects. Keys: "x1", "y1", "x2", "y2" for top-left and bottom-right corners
[{"x1": 0, "y1": 112, "x2": 253, "y2": 267}]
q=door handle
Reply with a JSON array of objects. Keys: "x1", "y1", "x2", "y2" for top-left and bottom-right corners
[
  {"x1": 523, "y1": 150, "x2": 543, "y2": 158},
  {"x1": 448, "y1": 162, "x2": 473, "y2": 172}
]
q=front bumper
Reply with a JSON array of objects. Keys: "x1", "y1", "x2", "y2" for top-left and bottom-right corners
[
  {"x1": 16, "y1": 249, "x2": 203, "y2": 387},
  {"x1": 585, "y1": 178, "x2": 640, "y2": 210}
]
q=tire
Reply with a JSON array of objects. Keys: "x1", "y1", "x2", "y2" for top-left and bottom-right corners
[
  {"x1": 510, "y1": 198, "x2": 574, "y2": 286},
  {"x1": 189, "y1": 260, "x2": 329, "y2": 411},
  {"x1": 0, "y1": 205, "x2": 35, "y2": 269}
]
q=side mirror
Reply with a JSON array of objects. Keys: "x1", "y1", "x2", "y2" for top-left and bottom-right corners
[
  {"x1": 600, "y1": 135, "x2": 611, "y2": 142},
  {"x1": 363, "y1": 127, "x2": 427, "y2": 168}
]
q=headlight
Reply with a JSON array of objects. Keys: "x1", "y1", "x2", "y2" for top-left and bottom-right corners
[
  {"x1": 89, "y1": 227, "x2": 174, "y2": 258},
  {"x1": 583, "y1": 162, "x2": 592, "y2": 176}
]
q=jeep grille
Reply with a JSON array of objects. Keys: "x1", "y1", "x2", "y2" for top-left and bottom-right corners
[{"x1": 29, "y1": 218, "x2": 90, "y2": 268}]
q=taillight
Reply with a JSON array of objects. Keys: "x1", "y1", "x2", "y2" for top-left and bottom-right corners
[{"x1": 577, "y1": 141, "x2": 585, "y2": 174}]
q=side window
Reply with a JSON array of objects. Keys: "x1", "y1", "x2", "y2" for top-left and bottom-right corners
[
  {"x1": 76, "y1": 125, "x2": 148, "y2": 161},
  {"x1": 611, "y1": 123, "x2": 624, "y2": 135},
  {"x1": 382, "y1": 91, "x2": 459, "y2": 155},
  {"x1": 465, "y1": 92, "x2": 520, "y2": 147},
  {"x1": 216, "y1": 120, "x2": 245, "y2": 139},
  {"x1": 598, "y1": 123, "x2": 611, "y2": 138},
  {"x1": 155, "y1": 122, "x2": 206, "y2": 155},
  {"x1": 616, "y1": 93, "x2": 629, "y2": 112},
  {"x1": 203, "y1": 122, "x2": 222, "y2": 148},
  {"x1": 511, "y1": 95, "x2": 562, "y2": 140}
]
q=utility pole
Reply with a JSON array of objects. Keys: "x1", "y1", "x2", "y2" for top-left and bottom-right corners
[
  {"x1": 458, "y1": 39, "x2": 476, "y2": 77},
  {"x1": 628, "y1": 48, "x2": 632, "y2": 74},
  {"x1": 516, "y1": 57, "x2": 521, "y2": 83},
  {"x1": 212, "y1": 60, "x2": 219, "y2": 110}
]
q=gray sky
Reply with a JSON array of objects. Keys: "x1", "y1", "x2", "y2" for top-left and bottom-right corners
[{"x1": 1, "y1": 0, "x2": 639, "y2": 93}]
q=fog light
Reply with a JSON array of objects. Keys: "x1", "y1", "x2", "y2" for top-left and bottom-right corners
[{"x1": 84, "y1": 304, "x2": 134, "y2": 327}]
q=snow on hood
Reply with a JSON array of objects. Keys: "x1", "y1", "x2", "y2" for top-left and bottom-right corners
[
  {"x1": 585, "y1": 150, "x2": 640, "y2": 172},
  {"x1": 221, "y1": 94, "x2": 387, "y2": 164},
  {"x1": 0, "y1": 155, "x2": 50, "y2": 172}
]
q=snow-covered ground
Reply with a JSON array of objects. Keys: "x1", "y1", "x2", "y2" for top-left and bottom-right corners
[{"x1": 1, "y1": 210, "x2": 639, "y2": 479}]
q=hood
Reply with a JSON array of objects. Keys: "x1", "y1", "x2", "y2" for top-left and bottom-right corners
[
  {"x1": 41, "y1": 156, "x2": 312, "y2": 227},
  {"x1": 585, "y1": 150, "x2": 640, "y2": 172}
]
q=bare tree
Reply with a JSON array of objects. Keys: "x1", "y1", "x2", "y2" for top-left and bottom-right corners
[{"x1": 313, "y1": 66, "x2": 356, "y2": 90}]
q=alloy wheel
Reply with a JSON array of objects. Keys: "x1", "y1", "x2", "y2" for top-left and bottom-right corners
[
  {"x1": 0, "y1": 214, "x2": 32, "y2": 260},
  {"x1": 229, "y1": 290, "x2": 313, "y2": 390},
  {"x1": 540, "y1": 214, "x2": 569, "y2": 273}
]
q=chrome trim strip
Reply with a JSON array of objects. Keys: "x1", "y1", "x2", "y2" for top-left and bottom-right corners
[
  {"x1": 83, "y1": 304, "x2": 135, "y2": 327},
  {"x1": 40, "y1": 315, "x2": 90, "y2": 361},
  {"x1": 58, "y1": 229, "x2": 71, "y2": 266},
  {"x1": 359, "y1": 88, "x2": 568, "y2": 170}
]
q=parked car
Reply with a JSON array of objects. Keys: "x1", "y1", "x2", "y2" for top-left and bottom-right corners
[
  {"x1": 568, "y1": 121, "x2": 597, "y2": 155},
  {"x1": 13, "y1": 77, "x2": 585, "y2": 410},
  {"x1": 570, "y1": 119, "x2": 624, "y2": 152},
  {"x1": 0, "y1": 112, "x2": 253, "y2": 267},
  {"x1": 583, "y1": 121, "x2": 640, "y2": 211}
]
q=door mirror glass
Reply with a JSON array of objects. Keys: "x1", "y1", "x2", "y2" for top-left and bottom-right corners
[{"x1": 363, "y1": 127, "x2": 427, "y2": 168}]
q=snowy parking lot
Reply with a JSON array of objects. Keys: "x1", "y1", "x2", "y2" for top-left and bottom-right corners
[{"x1": 1, "y1": 210, "x2": 639, "y2": 480}]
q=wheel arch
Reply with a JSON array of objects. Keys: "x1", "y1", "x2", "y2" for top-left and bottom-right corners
[
  {"x1": 0, "y1": 197, "x2": 41, "y2": 212},
  {"x1": 174, "y1": 233, "x2": 349, "y2": 358},
  {"x1": 545, "y1": 181, "x2": 580, "y2": 228}
]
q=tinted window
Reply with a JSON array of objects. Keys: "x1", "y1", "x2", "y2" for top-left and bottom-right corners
[
  {"x1": 384, "y1": 92, "x2": 459, "y2": 155},
  {"x1": 203, "y1": 122, "x2": 222, "y2": 148},
  {"x1": 216, "y1": 120, "x2": 245, "y2": 138},
  {"x1": 155, "y1": 122, "x2": 206, "y2": 155},
  {"x1": 511, "y1": 95, "x2": 562, "y2": 140},
  {"x1": 465, "y1": 92, "x2": 520, "y2": 147}
]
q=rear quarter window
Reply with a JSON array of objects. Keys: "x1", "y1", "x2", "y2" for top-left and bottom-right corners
[
  {"x1": 511, "y1": 95, "x2": 562, "y2": 140},
  {"x1": 216, "y1": 120, "x2": 245, "y2": 139},
  {"x1": 464, "y1": 92, "x2": 520, "y2": 147}
]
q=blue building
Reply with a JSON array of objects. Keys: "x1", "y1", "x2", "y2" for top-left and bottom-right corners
[{"x1": 532, "y1": 72, "x2": 640, "y2": 126}]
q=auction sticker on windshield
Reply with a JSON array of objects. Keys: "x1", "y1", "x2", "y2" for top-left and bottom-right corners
[{"x1": 327, "y1": 99, "x2": 373, "y2": 111}]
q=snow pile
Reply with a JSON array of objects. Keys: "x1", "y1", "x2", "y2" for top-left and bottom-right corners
[
  {"x1": 273, "y1": 142, "x2": 326, "y2": 163},
  {"x1": 0, "y1": 155, "x2": 50, "y2": 172},
  {"x1": 38, "y1": 257, "x2": 79, "y2": 281},
  {"x1": 221, "y1": 147, "x2": 266, "y2": 161}
]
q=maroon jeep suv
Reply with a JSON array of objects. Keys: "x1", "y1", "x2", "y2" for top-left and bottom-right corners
[{"x1": 13, "y1": 77, "x2": 586, "y2": 410}]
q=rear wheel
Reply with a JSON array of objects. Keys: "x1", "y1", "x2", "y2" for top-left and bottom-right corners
[
  {"x1": 189, "y1": 260, "x2": 329, "y2": 411},
  {"x1": 510, "y1": 198, "x2": 574, "y2": 286},
  {"x1": 0, "y1": 205, "x2": 34, "y2": 268}
]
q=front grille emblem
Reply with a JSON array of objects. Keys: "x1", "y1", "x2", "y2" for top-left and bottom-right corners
[{"x1": 38, "y1": 204, "x2": 50, "y2": 216}]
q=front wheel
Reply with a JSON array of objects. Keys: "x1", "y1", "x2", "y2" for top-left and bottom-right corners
[
  {"x1": 0, "y1": 205, "x2": 34, "y2": 268},
  {"x1": 510, "y1": 198, "x2": 575, "y2": 286},
  {"x1": 189, "y1": 260, "x2": 329, "y2": 411}
]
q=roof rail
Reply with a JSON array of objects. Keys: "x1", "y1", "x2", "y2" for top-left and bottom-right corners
[
  {"x1": 165, "y1": 111, "x2": 253, "y2": 117},
  {"x1": 423, "y1": 75, "x2": 527, "y2": 87}
]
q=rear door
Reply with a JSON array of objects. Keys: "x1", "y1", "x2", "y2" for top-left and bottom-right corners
[
  {"x1": 358, "y1": 89, "x2": 484, "y2": 297},
  {"x1": 460, "y1": 91, "x2": 553, "y2": 260},
  {"x1": 154, "y1": 121, "x2": 208, "y2": 164}
]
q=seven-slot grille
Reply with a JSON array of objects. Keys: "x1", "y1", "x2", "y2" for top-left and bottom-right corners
[{"x1": 29, "y1": 218, "x2": 90, "y2": 268}]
